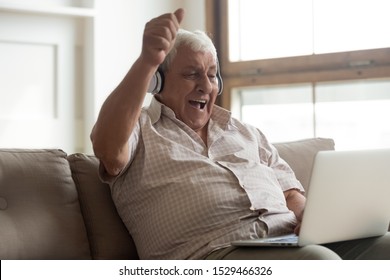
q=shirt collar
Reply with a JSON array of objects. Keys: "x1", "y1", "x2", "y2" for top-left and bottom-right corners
[{"x1": 146, "y1": 97, "x2": 164, "y2": 124}]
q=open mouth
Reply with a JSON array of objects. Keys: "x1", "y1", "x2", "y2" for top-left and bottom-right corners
[{"x1": 189, "y1": 99, "x2": 207, "y2": 110}]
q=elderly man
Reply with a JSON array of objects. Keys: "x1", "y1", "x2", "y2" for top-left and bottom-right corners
[{"x1": 91, "y1": 8, "x2": 390, "y2": 260}]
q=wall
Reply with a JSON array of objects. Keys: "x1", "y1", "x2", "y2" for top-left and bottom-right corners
[
  {"x1": 0, "y1": 0, "x2": 205, "y2": 153},
  {"x1": 0, "y1": 1, "x2": 95, "y2": 153},
  {"x1": 91, "y1": 0, "x2": 205, "y2": 152}
]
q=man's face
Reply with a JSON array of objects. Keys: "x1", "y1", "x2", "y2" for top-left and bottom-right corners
[{"x1": 156, "y1": 45, "x2": 219, "y2": 134}]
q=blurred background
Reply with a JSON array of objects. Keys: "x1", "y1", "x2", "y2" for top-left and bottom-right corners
[{"x1": 0, "y1": 0, "x2": 389, "y2": 153}]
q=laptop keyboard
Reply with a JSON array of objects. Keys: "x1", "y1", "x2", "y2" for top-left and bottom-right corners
[{"x1": 266, "y1": 234, "x2": 298, "y2": 243}]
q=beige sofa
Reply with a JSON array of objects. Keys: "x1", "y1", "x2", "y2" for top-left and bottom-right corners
[{"x1": 0, "y1": 138, "x2": 335, "y2": 260}]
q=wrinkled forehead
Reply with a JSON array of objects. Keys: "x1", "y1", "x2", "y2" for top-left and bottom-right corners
[{"x1": 173, "y1": 46, "x2": 217, "y2": 69}]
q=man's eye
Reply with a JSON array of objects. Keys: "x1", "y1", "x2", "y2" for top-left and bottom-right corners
[{"x1": 184, "y1": 73, "x2": 198, "y2": 79}]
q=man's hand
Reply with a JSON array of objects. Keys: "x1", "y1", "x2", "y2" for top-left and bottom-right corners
[
  {"x1": 141, "y1": 8, "x2": 185, "y2": 68},
  {"x1": 294, "y1": 218, "x2": 303, "y2": 235},
  {"x1": 284, "y1": 189, "x2": 306, "y2": 235}
]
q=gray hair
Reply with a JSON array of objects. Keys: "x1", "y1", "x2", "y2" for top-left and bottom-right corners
[{"x1": 160, "y1": 29, "x2": 217, "y2": 72}]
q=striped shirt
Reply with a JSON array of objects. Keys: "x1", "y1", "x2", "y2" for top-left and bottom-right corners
[{"x1": 107, "y1": 97, "x2": 304, "y2": 259}]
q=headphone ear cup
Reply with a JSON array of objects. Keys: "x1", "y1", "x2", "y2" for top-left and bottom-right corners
[
  {"x1": 147, "y1": 68, "x2": 164, "y2": 94},
  {"x1": 216, "y1": 60, "x2": 223, "y2": 95},
  {"x1": 217, "y1": 71, "x2": 223, "y2": 95}
]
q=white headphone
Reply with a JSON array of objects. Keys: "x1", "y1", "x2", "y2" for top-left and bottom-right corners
[{"x1": 147, "y1": 67, "x2": 165, "y2": 94}]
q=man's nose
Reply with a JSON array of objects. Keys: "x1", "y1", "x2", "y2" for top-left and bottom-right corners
[{"x1": 197, "y1": 75, "x2": 213, "y2": 94}]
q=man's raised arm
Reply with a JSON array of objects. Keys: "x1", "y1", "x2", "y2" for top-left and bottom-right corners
[{"x1": 90, "y1": 8, "x2": 184, "y2": 177}]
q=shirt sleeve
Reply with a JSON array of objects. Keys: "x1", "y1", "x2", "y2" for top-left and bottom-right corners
[
  {"x1": 256, "y1": 128, "x2": 305, "y2": 194},
  {"x1": 98, "y1": 120, "x2": 141, "y2": 185}
]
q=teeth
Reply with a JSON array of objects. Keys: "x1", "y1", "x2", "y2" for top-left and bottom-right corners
[
  {"x1": 189, "y1": 99, "x2": 207, "y2": 110},
  {"x1": 192, "y1": 99, "x2": 206, "y2": 103}
]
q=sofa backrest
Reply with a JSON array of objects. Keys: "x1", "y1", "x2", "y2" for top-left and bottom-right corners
[
  {"x1": 273, "y1": 137, "x2": 335, "y2": 192},
  {"x1": 0, "y1": 149, "x2": 91, "y2": 260},
  {"x1": 68, "y1": 153, "x2": 138, "y2": 259}
]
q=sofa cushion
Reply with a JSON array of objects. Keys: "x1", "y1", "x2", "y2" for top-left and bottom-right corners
[
  {"x1": 68, "y1": 153, "x2": 138, "y2": 259},
  {"x1": 0, "y1": 149, "x2": 91, "y2": 259},
  {"x1": 273, "y1": 138, "x2": 335, "y2": 192}
]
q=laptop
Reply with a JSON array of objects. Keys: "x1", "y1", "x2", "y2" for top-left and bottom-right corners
[{"x1": 232, "y1": 148, "x2": 390, "y2": 247}]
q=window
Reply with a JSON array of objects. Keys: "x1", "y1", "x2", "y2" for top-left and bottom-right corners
[
  {"x1": 232, "y1": 83, "x2": 314, "y2": 141},
  {"x1": 228, "y1": 0, "x2": 313, "y2": 61},
  {"x1": 207, "y1": 0, "x2": 390, "y2": 150},
  {"x1": 233, "y1": 79, "x2": 390, "y2": 150},
  {"x1": 315, "y1": 79, "x2": 390, "y2": 150},
  {"x1": 228, "y1": 0, "x2": 390, "y2": 61}
]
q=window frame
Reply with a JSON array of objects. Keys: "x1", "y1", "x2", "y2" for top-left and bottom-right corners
[{"x1": 206, "y1": 0, "x2": 390, "y2": 110}]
